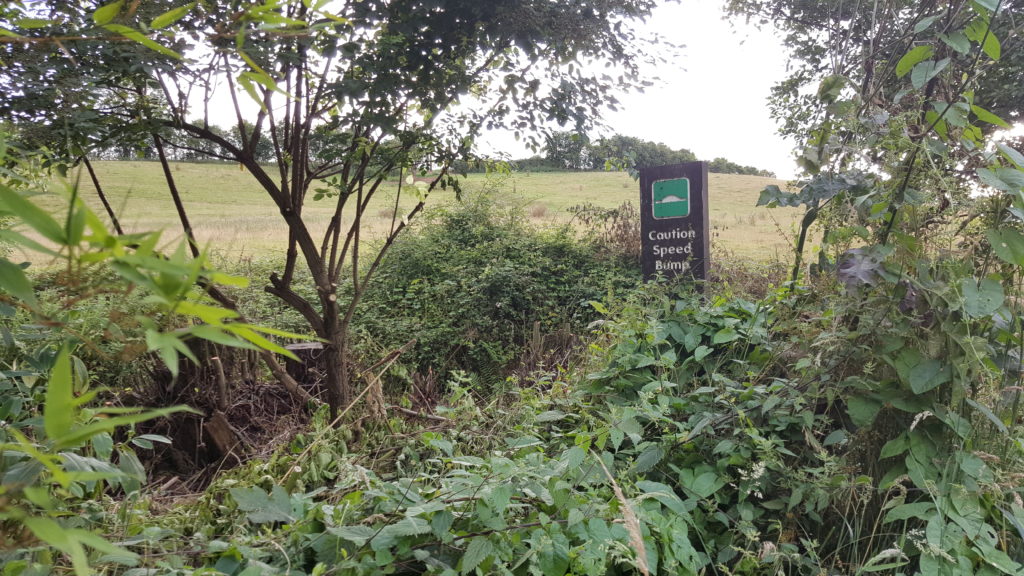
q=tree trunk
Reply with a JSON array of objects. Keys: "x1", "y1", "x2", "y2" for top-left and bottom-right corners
[{"x1": 320, "y1": 297, "x2": 352, "y2": 419}]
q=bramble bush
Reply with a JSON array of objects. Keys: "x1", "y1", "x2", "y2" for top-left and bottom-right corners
[{"x1": 354, "y1": 187, "x2": 642, "y2": 388}]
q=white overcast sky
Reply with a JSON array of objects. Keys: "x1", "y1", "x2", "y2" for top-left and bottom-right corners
[
  {"x1": 202, "y1": 1, "x2": 798, "y2": 178},
  {"x1": 482, "y1": 0, "x2": 798, "y2": 178}
]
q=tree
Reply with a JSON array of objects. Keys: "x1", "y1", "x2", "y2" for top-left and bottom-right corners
[
  {"x1": 0, "y1": 0, "x2": 663, "y2": 416},
  {"x1": 725, "y1": 0, "x2": 1024, "y2": 148},
  {"x1": 544, "y1": 131, "x2": 592, "y2": 170},
  {"x1": 587, "y1": 133, "x2": 697, "y2": 170},
  {"x1": 726, "y1": 0, "x2": 1024, "y2": 280}
]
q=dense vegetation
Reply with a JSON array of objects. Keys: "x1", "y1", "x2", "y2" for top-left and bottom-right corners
[{"x1": 2, "y1": 0, "x2": 1024, "y2": 575}]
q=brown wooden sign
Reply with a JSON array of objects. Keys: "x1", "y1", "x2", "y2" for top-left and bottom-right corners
[{"x1": 640, "y1": 161, "x2": 709, "y2": 282}]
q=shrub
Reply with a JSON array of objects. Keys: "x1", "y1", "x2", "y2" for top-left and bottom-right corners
[{"x1": 353, "y1": 190, "x2": 642, "y2": 387}]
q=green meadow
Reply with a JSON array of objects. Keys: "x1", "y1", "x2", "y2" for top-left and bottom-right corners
[{"x1": 43, "y1": 161, "x2": 801, "y2": 261}]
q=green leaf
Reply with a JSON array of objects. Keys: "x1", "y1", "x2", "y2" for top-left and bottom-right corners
[
  {"x1": 879, "y1": 433, "x2": 909, "y2": 459},
  {"x1": 896, "y1": 45, "x2": 934, "y2": 77},
  {"x1": 44, "y1": 348, "x2": 74, "y2": 441},
  {"x1": 0, "y1": 229, "x2": 59, "y2": 256},
  {"x1": 911, "y1": 58, "x2": 949, "y2": 89},
  {"x1": 893, "y1": 348, "x2": 949, "y2": 394},
  {"x1": 961, "y1": 277, "x2": 1004, "y2": 318},
  {"x1": 461, "y1": 537, "x2": 494, "y2": 574},
  {"x1": 680, "y1": 469, "x2": 723, "y2": 499},
  {"x1": 0, "y1": 185, "x2": 67, "y2": 244},
  {"x1": 980, "y1": 547, "x2": 1022, "y2": 575},
  {"x1": 150, "y1": 2, "x2": 195, "y2": 29},
  {"x1": 816, "y1": 74, "x2": 847, "y2": 103},
  {"x1": 52, "y1": 406, "x2": 192, "y2": 451},
  {"x1": 858, "y1": 548, "x2": 909, "y2": 572},
  {"x1": 0, "y1": 259, "x2": 37, "y2": 308},
  {"x1": 535, "y1": 530, "x2": 570, "y2": 576},
  {"x1": 712, "y1": 327, "x2": 739, "y2": 344},
  {"x1": 386, "y1": 516, "x2": 431, "y2": 537},
  {"x1": 914, "y1": 15, "x2": 942, "y2": 33},
  {"x1": 23, "y1": 517, "x2": 90, "y2": 575},
  {"x1": 847, "y1": 395, "x2": 882, "y2": 427},
  {"x1": 230, "y1": 485, "x2": 295, "y2": 524},
  {"x1": 329, "y1": 525, "x2": 376, "y2": 546},
  {"x1": 92, "y1": 0, "x2": 124, "y2": 25},
  {"x1": 981, "y1": 31, "x2": 1001, "y2": 61},
  {"x1": 966, "y1": 398, "x2": 1008, "y2": 434},
  {"x1": 14, "y1": 18, "x2": 55, "y2": 29},
  {"x1": 486, "y1": 484, "x2": 512, "y2": 513},
  {"x1": 966, "y1": 18, "x2": 1001, "y2": 60},
  {"x1": 102, "y1": 24, "x2": 181, "y2": 59},
  {"x1": 972, "y1": 105, "x2": 1010, "y2": 128},
  {"x1": 883, "y1": 502, "x2": 936, "y2": 524},
  {"x1": 535, "y1": 410, "x2": 567, "y2": 423},
  {"x1": 997, "y1": 143, "x2": 1024, "y2": 169},
  {"x1": 986, "y1": 228, "x2": 1024, "y2": 267},
  {"x1": 634, "y1": 444, "x2": 664, "y2": 474},
  {"x1": 636, "y1": 480, "x2": 687, "y2": 515},
  {"x1": 939, "y1": 31, "x2": 971, "y2": 54}
]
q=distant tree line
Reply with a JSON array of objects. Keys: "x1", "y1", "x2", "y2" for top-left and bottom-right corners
[
  {"x1": 523, "y1": 130, "x2": 776, "y2": 177},
  {"x1": 89, "y1": 125, "x2": 775, "y2": 179}
]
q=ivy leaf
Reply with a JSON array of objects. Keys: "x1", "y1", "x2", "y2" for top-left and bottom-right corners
[
  {"x1": 896, "y1": 45, "x2": 934, "y2": 77},
  {"x1": 960, "y1": 277, "x2": 1004, "y2": 318},
  {"x1": 461, "y1": 537, "x2": 494, "y2": 574}
]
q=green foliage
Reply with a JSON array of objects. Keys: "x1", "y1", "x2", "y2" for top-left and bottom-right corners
[
  {"x1": 355, "y1": 187, "x2": 641, "y2": 385},
  {"x1": 0, "y1": 136, "x2": 302, "y2": 574}
]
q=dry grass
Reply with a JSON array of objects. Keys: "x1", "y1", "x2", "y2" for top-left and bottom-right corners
[{"x1": 31, "y1": 161, "x2": 803, "y2": 262}]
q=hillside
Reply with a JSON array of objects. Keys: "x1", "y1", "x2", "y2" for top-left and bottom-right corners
[{"x1": 50, "y1": 161, "x2": 801, "y2": 261}]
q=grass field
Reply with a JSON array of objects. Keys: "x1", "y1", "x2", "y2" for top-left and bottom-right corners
[{"x1": 31, "y1": 161, "x2": 802, "y2": 261}]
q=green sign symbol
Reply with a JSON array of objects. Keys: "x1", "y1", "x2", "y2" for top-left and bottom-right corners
[{"x1": 652, "y1": 178, "x2": 690, "y2": 219}]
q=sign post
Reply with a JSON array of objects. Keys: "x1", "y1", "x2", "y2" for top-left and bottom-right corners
[{"x1": 640, "y1": 161, "x2": 709, "y2": 282}]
